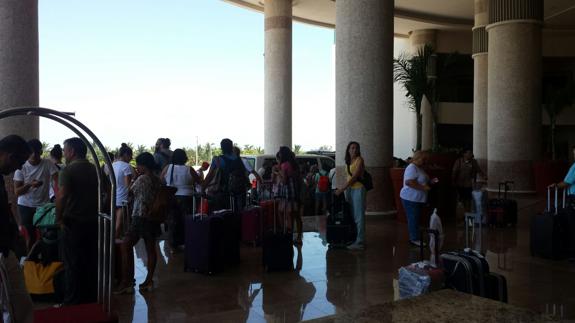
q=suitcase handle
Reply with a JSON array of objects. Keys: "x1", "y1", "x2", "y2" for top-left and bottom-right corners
[
  {"x1": 464, "y1": 212, "x2": 482, "y2": 251},
  {"x1": 419, "y1": 228, "x2": 440, "y2": 266}
]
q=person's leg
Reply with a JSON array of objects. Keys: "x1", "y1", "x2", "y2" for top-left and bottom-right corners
[
  {"x1": 115, "y1": 234, "x2": 139, "y2": 293},
  {"x1": 315, "y1": 194, "x2": 320, "y2": 215},
  {"x1": 5, "y1": 251, "x2": 34, "y2": 323},
  {"x1": 115, "y1": 207, "x2": 124, "y2": 239},
  {"x1": 322, "y1": 193, "x2": 328, "y2": 215},
  {"x1": 293, "y1": 201, "x2": 303, "y2": 243},
  {"x1": 350, "y1": 188, "x2": 366, "y2": 245},
  {"x1": 401, "y1": 199, "x2": 421, "y2": 242},
  {"x1": 61, "y1": 225, "x2": 80, "y2": 305},
  {"x1": 78, "y1": 224, "x2": 99, "y2": 303},
  {"x1": 18, "y1": 205, "x2": 36, "y2": 251},
  {"x1": 141, "y1": 237, "x2": 157, "y2": 289}
]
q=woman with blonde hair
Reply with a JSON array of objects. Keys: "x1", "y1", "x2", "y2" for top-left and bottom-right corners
[{"x1": 400, "y1": 151, "x2": 437, "y2": 247}]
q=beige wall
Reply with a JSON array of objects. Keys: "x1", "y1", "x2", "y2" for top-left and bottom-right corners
[
  {"x1": 543, "y1": 29, "x2": 575, "y2": 57},
  {"x1": 436, "y1": 30, "x2": 472, "y2": 54}
]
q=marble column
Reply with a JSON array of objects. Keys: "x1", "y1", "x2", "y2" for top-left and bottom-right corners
[
  {"x1": 0, "y1": 0, "x2": 39, "y2": 139},
  {"x1": 336, "y1": 0, "x2": 394, "y2": 213},
  {"x1": 409, "y1": 29, "x2": 436, "y2": 151},
  {"x1": 486, "y1": 0, "x2": 542, "y2": 192},
  {"x1": 264, "y1": 0, "x2": 292, "y2": 154},
  {"x1": 473, "y1": 0, "x2": 488, "y2": 172}
]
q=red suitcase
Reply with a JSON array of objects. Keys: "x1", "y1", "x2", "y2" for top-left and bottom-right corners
[{"x1": 241, "y1": 206, "x2": 262, "y2": 246}]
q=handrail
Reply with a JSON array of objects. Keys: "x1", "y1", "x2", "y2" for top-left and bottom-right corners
[{"x1": 0, "y1": 107, "x2": 116, "y2": 313}]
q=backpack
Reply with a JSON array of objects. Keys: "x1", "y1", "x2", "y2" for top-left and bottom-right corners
[
  {"x1": 220, "y1": 156, "x2": 250, "y2": 195},
  {"x1": 317, "y1": 174, "x2": 330, "y2": 193}
]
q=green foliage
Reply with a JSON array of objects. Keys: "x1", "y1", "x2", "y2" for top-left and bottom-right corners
[
  {"x1": 393, "y1": 44, "x2": 435, "y2": 150},
  {"x1": 293, "y1": 145, "x2": 302, "y2": 155}
]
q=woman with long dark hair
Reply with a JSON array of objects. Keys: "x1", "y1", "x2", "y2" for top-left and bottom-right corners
[
  {"x1": 160, "y1": 148, "x2": 201, "y2": 251},
  {"x1": 277, "y1": 146, "x2": 303, "y2": 245},
  {"x1": 335, "y1": 141, "x2": 366, "y2": 250},
  {"x1": 115, "y1": 152, "x2": 161, "y2": 294}
]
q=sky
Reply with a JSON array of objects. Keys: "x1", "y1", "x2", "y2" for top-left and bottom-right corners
[{"x1": 38, "y1": 0, "x2": 413, "y2": 157}]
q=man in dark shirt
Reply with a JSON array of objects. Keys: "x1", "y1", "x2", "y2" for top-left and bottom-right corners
[
  {"x1": 56, "y1": 137, "x2": 99, "y2": 305},
  {"x1": 0, "y1": 135, "x2": 33, "y2": 323}
]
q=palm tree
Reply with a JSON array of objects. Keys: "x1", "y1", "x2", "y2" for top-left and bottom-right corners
[
  {"x1": 393, "y1": 44, "x2": 435, "y2": 150},
  {"x1": 544, "y1": 81, "x2": 574, "y2": 160}
]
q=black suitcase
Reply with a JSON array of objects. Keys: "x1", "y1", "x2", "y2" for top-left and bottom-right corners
[
  {"x1": 213, "y1": 208, "x2": 240, "y2": 266},
  {"x1": 487, "y1": 181, "x2": 518, "y2": 226},
  {"x1": 530, "y1": 186, "x2": 569, "y2": 260},
  {"x1": 184, "y1": 213, "x2": 225, "y2": 275},
  {"x1": 326, "y1": 193, "x2": 356, "y2": 248},
  {"x1": 262, "y1": 198, "x2": 293, "y2": 272},
  {"x1": 485, "y1": 272, "x2": 508, "y2": 303}
]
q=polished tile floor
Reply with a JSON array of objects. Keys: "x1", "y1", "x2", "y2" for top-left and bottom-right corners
[{"x1": 109, "y1": 198, "x2": 575, "y2": 322}]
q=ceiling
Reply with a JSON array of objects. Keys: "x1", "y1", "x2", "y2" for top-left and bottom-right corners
[{"x1": 223, "y1": 0, "x2": 575, "y2": 36}]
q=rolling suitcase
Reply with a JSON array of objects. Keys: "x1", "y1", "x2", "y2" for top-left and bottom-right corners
[
  {"x1": 214, "y1": 206, "x2": 241, "y2": 266},
  {"x1": 184, "y1": 198, "x2": 225, "y2": 274},
  {"x1": 530, "y1": 186, "x2": 568, "y2": 260},
  {"x1": 262, "y1": 197, "x2": 293, "y2": 272},
  {"x1": 398, "y1": 229, "x2": 444, "y2": 299},
  {"x1": 326, "y1": 193, "x2": 356, "y2": 248},
  {"x1": 487, "y1": 181, "x2": 518, "y2": 226},
  {"x1": 484, "y1": 272, "x2": 508, "y2": 303},
  {"x1": 241, "y1": 205, "x2": 262, "y2": 246}
]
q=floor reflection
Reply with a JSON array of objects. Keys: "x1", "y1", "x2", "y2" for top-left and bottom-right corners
[{"x1": 112, "y1": 199, "x2": 575, "y2": 322}]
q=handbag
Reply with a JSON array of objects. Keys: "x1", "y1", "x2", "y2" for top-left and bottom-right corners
[
  {"x1": 23, "y1": 260, "x2": 63, "y2": 295},
  {"x1": 147, "y1": 178, "x2": 177, "y2": 222},
  {"x1": 347, "y1": 165, "x2": 373, "y2": 191}
]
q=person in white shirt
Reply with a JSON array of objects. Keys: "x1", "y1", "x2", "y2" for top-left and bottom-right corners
[
  {"x1": 13, "y1": 139, "x2": 59, "y2": 251},
  {"x1": 160, "y1": 148, "x2": 202, "y2": 251},
  {"x1": 113, "y1": 144, "x2": 134, "y2": 238}
]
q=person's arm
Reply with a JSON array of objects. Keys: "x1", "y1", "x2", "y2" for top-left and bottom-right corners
[
  {"x1": 159, "y1": 164, "x2": 169, "y2": 184},
  {"x1": 51, "y1": 172, "x2": 59, "y2": 196},
  {"x1": 201, "y1": 158, "x2": 219, "y2": 191},
  {"x1": 189, "y1": 167, "x2": 202, "y2": 185},
  {"x1": 55, "y1": 181, "x2": 68, "y2": 226},
  {"x1": 551, "y1": 164, "x2": 575, "y2": 189},
  {"x1": 336, "y1": 158, "x2": 365, "y2": 195},
  {"x1": 404, "y1": 165, "x2": 431, "y2": 192}
]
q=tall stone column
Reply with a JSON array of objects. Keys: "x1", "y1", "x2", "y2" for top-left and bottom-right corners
[
  {"x1": 486, "y1": 0, "x2": 542, "y2": 192},
  {"x1": 409, "y1": 30, "x2": 436, "y2": 151},
  {"x1": 336, "y1": 0, "x2": 394, "y2": 213},
  {"x1": 264, "y1": 0, "x2": 292, "y2": 154},
  {"x1": 473, "y1": 0, "x2": 488, "y2": 172},
  {"x1": 0, "y1": 0, "x2": 39, "y2": 139}
]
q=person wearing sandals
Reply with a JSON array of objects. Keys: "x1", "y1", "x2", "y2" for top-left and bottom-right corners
[
  {"x1": 400, "y1": 151, "x2": 437, "y2": 247},
  {"x1": 335, "y1": 141, "x2": 366, "y2": 251},
  {"x1": 115, "y1": 152, "x2": 161, "y2": 294},
  {"x1": 277, "y1": 146, "x2": 303, "y2": 245}
]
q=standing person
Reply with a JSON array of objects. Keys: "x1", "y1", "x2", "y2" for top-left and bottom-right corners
[
  {"x1": 335, "y1": 142, "x2": 366, "y2": 251},
  {"x1": 49, "y1": 144, "x2": 64, "y2": 202},
  {"x1": 0, "y1": 135, "x2": 33, "y2": 323},
  {"x1": 153, "y1": 138, "x2": 173, "y2": 171},
  {"x1": 551, "y1": 146, "x2": 575, "y2": 206},
  {"x1": 113, "y1": 143, "x2": 134, "y2": 238},
  {"x1": 314, "y1": 164, "x2": 330, "y2": 215},
  {"x1": 195, "y1": 161, "x2": 209, "y2": 194},
  {"x1": 160, "y1": 148, "x2": 200, "y2": 251},
  {"x1": 202, "y1": 138, "x2": 249, "y2": 211},
  {"x1": 56, "y1": 137, "x2": 99, "y2": 305},
  {"x1": 115, "y1": 152, "x2": 161, "y2": 294},
  {"x1": 13, "y1": 139, "x2": 59, "y2": 251},
  {"x1": 277, "y1": 146, "x2": 303, "y2": 245},
  {"x1": 400, "y1": 151, "x2": 437, "y2": 247},
  {"x1": 452, "y1": 149, "x2": 486, "y2": 211}
]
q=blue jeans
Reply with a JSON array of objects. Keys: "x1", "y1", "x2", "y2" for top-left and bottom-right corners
[
  {"x1": 345, "y1": 187, "x2": 366, "y2": 245},
  {"x1": 401, "y1": 198, "x2": 424, "y2": 241}
]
